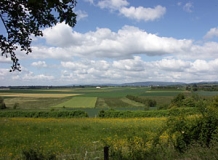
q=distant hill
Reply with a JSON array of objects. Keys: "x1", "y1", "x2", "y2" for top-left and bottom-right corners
[
  {"x1": 121, "y1": 81, "x2": 186, "y2": 86},
  {"x1": 3, "y1": 81, "x2": 218, "y2": 88}
]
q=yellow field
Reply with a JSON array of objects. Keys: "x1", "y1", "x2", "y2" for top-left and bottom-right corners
[
  {"x1": 0, "y1": 117, "x2": 166, "y2": 159},
  {"x1": 0, "y1": 93, "x2": 79, "y2": 98}
]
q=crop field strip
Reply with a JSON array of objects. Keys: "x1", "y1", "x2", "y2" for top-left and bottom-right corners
[{"x1": 53, "y1": 97, "x2": 97, "y2": 108}]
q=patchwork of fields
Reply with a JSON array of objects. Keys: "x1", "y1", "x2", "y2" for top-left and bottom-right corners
[
  {"x1": 1, "y1": 86, "x2": 215, "y2": 112},
  {"x1": 1, "y1": 87, "x2": 218, "y2": 159},
  {"x1": 0, "y1": 87, "x2": 183, "y2": 110}
]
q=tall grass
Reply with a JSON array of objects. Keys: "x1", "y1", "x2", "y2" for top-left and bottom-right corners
[{"x1": 0, "y1": 117, "x2": 165, "y2": 159}]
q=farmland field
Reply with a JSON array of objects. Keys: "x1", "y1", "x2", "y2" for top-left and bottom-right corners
[
  {"x1": 0, "y1": 87, "x2": 216, "y2": 112},
  {"x1": 53, "y1": 97, "x2": 97, "y2": 108},
  {"x1": 0, "y1": 87, "x2": 181, "y2": 110},
  {"x1": 1, "y1": 87, "x2": 218, "y2": 159}
]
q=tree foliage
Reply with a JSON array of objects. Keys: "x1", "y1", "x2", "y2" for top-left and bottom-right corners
[
  {"x1": 154, "y1": 97, "x2": 218, "y2": 153},
  {"x1": 0, "y1": 97, "x2": 6, "y2": 109},
  {"x1": 0, "y1": 0, "x2": 77, "y2": 71},
  {"x1": 126, "y1": 95, "x2": 157, "y2": 107}
]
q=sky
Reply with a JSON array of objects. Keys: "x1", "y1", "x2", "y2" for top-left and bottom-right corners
[{"x1": 1, "y1": 0, "x2": 218, "y2": 86}]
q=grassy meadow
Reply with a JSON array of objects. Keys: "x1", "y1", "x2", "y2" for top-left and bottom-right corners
[{"x1": 0, "y1": 117, "x2": 165, "y2": 159}]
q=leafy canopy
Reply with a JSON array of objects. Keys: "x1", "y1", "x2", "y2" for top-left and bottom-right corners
[{"x1": 0, "y1": 0, "x2": 77, "y2": 71}]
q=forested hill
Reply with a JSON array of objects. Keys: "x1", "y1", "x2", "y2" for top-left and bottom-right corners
[{"x1": 121, "y1": 81, "x2": 186, "y2": 86}]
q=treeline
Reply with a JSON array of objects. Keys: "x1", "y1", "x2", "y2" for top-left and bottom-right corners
[
  {"x1": 199, "y1": 86, "x2": 218, "y2": 91},
  {"x1": 186, "y1": 84, "x2": 218, "y2": 91},
  {"x1": 126, "y1": 95, "x2": 156, "y2": 107},
  {"x1": 0, "y1": 110, "x2": 88, "y2": 118},
  {"x1": 0, "y1": 85, "x2": 89, "y2": 90},
  {"x1": 151, "y1": 86, "x2": 182, "y2": 90}
]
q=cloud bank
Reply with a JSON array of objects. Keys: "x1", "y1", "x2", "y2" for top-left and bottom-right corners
[{"x1": 1, "y1": 0, "x2": 218, "y2": 86}]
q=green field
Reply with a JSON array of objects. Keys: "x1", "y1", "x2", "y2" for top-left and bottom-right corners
[{"x1": 53, "y1": 97, "x2": 97, "y2": 108}]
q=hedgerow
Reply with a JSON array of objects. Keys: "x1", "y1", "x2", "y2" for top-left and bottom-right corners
[
  {"x1": 98, "y1": 108, "x2": 198, "y2": 118},
  {"x1": 0, "y1": 110, "x2": 88, "y2": 118}
]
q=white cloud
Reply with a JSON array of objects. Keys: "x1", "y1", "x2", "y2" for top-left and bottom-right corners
[
  {"x1": 27, "y1": 23, "x2": 218, "y2": 62},
  {"x1": 183, "y1": 2, "x2": 193, "y2": 13},
  {"x1": 2, "y1": 56, "x2": 218, "y2": 85},
  {"x1": 0, "y1": 69, "x2": 9, "y2": 77},
  {"x1": 89, "y1": 0, "x2": 166, "y2": 22},
  {"x1": 97, "y1": 0, "x2": 129, "y2": 10},
  {"x1": 177, "y1": 2, "x2": 182, "y2": 6},
  {"x1": 190, "y1": 59, "x2": 210, "y2": 72},
  {"x1": 0, "y1": 56, "x2": 11, "y2": 63},
  {"x1": 75, "y1": 10, "x2": 88, "y2": 20},
  {"x1": 119, "y1": 5, "x2": 166, "y2": 21},
  {"x1": 43, "y1": 23, "x2": 78, "y2": 47},
  {"x1": 26, "y1": 46, "x2": 75, "y2": 61},
  {"x1": 61, "y1": 61, "x2": 88, "y2": 70},
  {"x1": 84, "y1": 0, "x2": 94, "y2": 4},
  {"x1": 25, "y1": 74, "x2": 54, "y2": 80},
  {"x1": 204, "y1": 27, "x2": 218, "y2": 39},
  {"x1": 40, "y1": 24, "x2": 197, "y2": 60},
  {"x1": 31, "y1": 61, "x2": 47, "y2": 68},
  {"x1": 112, "y1": 56, "x2": 145, "y2": 71},
  {"x1": 155, "y1": 59, "x2": 191, "y2": 72},
  {"x1": 58, "y1": 57, "x2": 218, "y2": 84},
  {"x1": 187, "y1": 42, "x2": 218, "y2": 59}
]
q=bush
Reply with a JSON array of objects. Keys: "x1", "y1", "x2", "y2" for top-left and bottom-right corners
[
  {"x1": 13, "y1": 103, "x2": 19, "y2": 109},
  {"x1": 22, "y1": 148, "x2": 56, "y2": 160},
  {"x1": 0, "y1": 97, "x2": 6, "y2": 109},
  {"x1": 0, "y1": 103, "x2": 6, "y2": 109},
  {"x1": 170, "y1": 93, "x2": 185, "y2": 107},
  {"x1": 169, "y1": 93, "x2": 204, "y2": 108},
  {"x1": 155, "y1": 98, "x2": 218, "y2": 153}
]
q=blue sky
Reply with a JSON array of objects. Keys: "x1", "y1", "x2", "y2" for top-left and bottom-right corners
[{"x1": 1, "y1": 0, "x2": 218, "y2": 86}]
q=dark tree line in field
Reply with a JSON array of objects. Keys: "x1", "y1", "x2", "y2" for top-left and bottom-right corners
[
  {"x1": 0, "y1": 110, "x2": 88, "y2": 118},
  {"x1": 186, "y1": 84, "x2": 218, "y2": 91},
  {"x1": 151, "y1": 86, "x2": 182, "y2": 90},
  {"x1": 126, "y1": 95, "x2": 157, "y2": 107}
]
